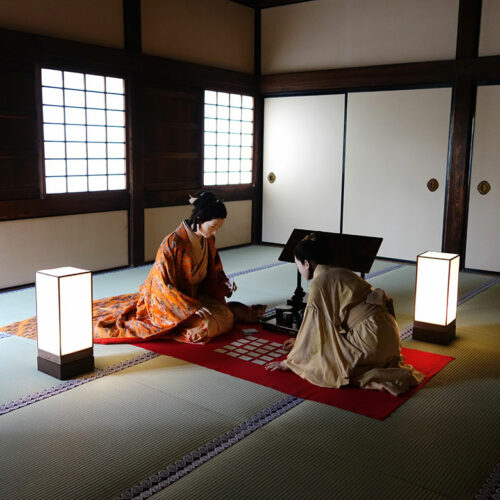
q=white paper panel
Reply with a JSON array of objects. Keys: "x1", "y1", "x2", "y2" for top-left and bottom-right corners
[
  {"x1": 465, "y1": 85, "x2": 500, "y2": 272},
  {"x1": 262, "y1": 94, "x2": 345, "y2": 244},
  {"x1": 0, "y1": 0, "x2": 123, "y2": 49},
  {"x1": 478, "y1": 0, "x2": 500, "y2": 57},
  {"x1": 343, "y1": 88, "x2": 452, "y2": 261},
  {"x1": 142, "y1": 0, "x2": 253, "y2": 73},
  {"x1": 0, "y1": 211, "x2": 128, "y2": 289},
  {"x1": 262, "y1": 0, "x2": 459, "y2": 74}
]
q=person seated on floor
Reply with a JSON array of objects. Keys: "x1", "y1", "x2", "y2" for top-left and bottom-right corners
[
  {"x1": 94, "y1": 191, "x2": 265, "y2": 344},
  {"x1": 265, "y1": 233, "x2": 424, "y2": 396}
]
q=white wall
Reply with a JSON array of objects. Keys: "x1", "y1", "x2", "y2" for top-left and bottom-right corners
[
  {"x1": 479, "y1": 0, "x2": 500, "y2": 57},
  {"x1": 0, "y1": 211, "x2": 128, "y2": 289},
  {"x1": 142, "y1": 0, "x2": 254, "y2": 73},
  {"x1": 145, "y1": 200, "x2": 252, "y2": 262},
  {"x1": 0, "y1": 0, "x2": 124, "y2": 48},
  {"x1": 262, "y1": 0, "x2": 459, "y2": 74}
]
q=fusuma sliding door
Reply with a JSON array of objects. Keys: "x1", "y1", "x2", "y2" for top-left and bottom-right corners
[
  {"x1": 465, "y1": 85, "x2": 500, "y2": 273},
  {"x1": 262, "y1": 94, "x2": 345, "y2": 244},
  {"x1": 343, "y1": 88, "x2": 452, "y2": 261}
]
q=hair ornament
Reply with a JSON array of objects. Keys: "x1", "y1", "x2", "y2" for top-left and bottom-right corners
[
  {"x1": 188, "y1": 195, "x2": 198, "y2": 205},
  {"x1": 304, "y1": 232, "x2": 317, "y2": 242}
]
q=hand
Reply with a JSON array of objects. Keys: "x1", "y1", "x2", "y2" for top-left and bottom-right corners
[
  {"x1": 265, "y1": 361, "x2": 290, "y2": 372},
  {"x1": 283, "y1": 338, "x2": 296, "y2": 351},
  {"x1": 226, "y1": 279, "x2": 237, "y2": 297},
  {"x1": 195, "y1": 307, "x2": 211, "y2": 320}
]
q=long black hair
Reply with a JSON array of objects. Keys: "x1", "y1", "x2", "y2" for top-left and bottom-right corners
[
  {"x1": 294, "y1": 232, "x2": 328, "y2": 265},
  {"x1": 187, "y1": 191, "x2": 227, "y2": 230}
]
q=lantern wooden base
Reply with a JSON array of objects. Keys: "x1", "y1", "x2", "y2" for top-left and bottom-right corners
[
  {"x1": 37, "y1": 348, "x2": 94, "y2": 379},
  {"x1": 412, "y1": 320, "x2": 456, "y2": 345}
]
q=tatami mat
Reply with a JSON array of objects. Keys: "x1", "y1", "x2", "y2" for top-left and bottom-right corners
[
  {"x1": 0, "y1": 355, "x2": 288, "y2": 500},
  {"x1": 1, "y1": 246, "x2": 498, "y2": 500},
  {"x1": 153, "y1": 429, "x2": 446, "y2": 500}
]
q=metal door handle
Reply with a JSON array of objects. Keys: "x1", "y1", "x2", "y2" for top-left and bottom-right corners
[{"x1": 477, "y1": 180, "x2": 491, "y2": 195}]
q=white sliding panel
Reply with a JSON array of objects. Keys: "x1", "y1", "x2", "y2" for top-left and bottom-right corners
[
  {"x1": 262, "y1": 94, "x2": 345, "y2": 244},
  {"x1": 465, "y1": 85, "x2": 500, "y2": 272},
  {"x1": 343, "y1": 88, "x2": 452, "y2": 261}
]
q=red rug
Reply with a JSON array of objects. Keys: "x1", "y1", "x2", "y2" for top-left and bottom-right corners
[{"x1": 134, "y1": 324, "x2": 454, "y2": 420}]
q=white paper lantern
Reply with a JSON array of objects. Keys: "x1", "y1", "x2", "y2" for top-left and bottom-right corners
[
  {"x1": 413, "y1": 252, "x2": 460, "y2": 344},
  {"x1": 36, "y1": 267, "x2": 94, "y2": 379}
]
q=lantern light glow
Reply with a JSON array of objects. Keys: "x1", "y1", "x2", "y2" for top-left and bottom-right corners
[
  {"x1": 413, "y1": 251, "x2": 460, "y2": 344},
  {"x1": 36, "y1": 267, "x2": 94, "y2": 379}
]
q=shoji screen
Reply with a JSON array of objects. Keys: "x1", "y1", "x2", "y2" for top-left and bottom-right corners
[
  {"x1": 343, "y1": 88, "x2": 452, "y2": 261},
  {"x1": 262, "y1": 94, "x2": 345, "y2": 244},
  {"x1": 465, "y1": 85, "x2": 500, "y2": 272}
]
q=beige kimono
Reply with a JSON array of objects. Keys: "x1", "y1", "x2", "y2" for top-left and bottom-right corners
[{"x1": 284, "y1": 265, "x2": 424, "y2": 396}]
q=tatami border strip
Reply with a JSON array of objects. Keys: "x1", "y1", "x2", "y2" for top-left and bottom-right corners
[
  {"x1": 114, "y1": 395, "x2": 304, "y2": 500},
  {"x1": 458, "y1": 277, "x2": 500, "y2": 306},
  {"x1": 365, "y1": 263, "x2": 407, "y2": 279},
  {"x1": 476, "y1": 462, "x2": 500, "y2": 500},
  {"x1": 0, "y1": 351, "x2": 160, "y2": 416}
]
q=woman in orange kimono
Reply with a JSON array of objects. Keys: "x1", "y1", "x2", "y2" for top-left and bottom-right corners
[{"x1": 94, "y1": 191, "x2": 250, "y2": 344}]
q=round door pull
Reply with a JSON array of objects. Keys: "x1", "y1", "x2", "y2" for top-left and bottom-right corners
[
  {"x1": 477, "y1": 180, "x2": 491, "y2": 195},
  {"x1": 267, "y1": 172, "x2": 276, "y2": 184},
  {"x1": 427, "y1": 178, "x2": 439, "y2": 192}
]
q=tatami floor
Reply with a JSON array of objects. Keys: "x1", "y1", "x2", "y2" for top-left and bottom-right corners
[{"x1": 0, "y1": 245, "x2": 499, "y2": 500}]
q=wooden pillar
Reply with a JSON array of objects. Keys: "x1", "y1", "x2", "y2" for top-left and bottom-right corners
[
  {"x1": 252, "y1": 7, "x2": 263, "y2": 243},
  {"x1": 442, "y1": 0, "x2": 482, "y2": 257},
  {"x1": 123, "y1": 0, "x2": 145, "y2": 266}
]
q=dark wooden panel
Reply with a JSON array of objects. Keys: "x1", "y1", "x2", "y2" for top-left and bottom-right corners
[
  {"x1": 0, "y1": 158, "x2": 39, "y2": 201},
  {"x1": 0, "y1": 70, "x2": 35, "y2": 114},
  {"x1": 144, "y1": 88, "x2": 200, "y2": 123},
  {"x1": 0, "y1": 116, "x2": 37, "y2": 152},
  {"x1": 145, "y1": 185, "x2": 254, "y2": 208},
  {"x1": 144, "y1": 123, "x2": 199, "y2": 154},
  {"x1": 260, "y1": 60, "x2": 456, "y2": 95},
  {"x1": 0, "y1": 191, "x2": 129, "y2": 221},
  {"x1": 144, "y1": 157, "x2": 200, "y2": 187}
]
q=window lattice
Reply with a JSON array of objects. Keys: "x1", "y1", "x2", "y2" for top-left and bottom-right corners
[
  {"x1": 203, "y1": 90, "x2": 253, "y2": 186},
  {"x1": 41, "y1": 68, "x2": 126, "y2": 194}
]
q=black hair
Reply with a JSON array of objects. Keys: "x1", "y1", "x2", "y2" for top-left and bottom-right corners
[
  {"x1": 187, "y1": 191, "x2": 227, "y2": 229},
  {"x1": 294, "y1": 232, "x2": 328, "y2": 265}
]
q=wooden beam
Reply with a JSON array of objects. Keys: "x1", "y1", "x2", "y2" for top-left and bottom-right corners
[
  {"x1": 123, "y1": 0, "x2": 142, "y2": 53},
  {"x1": 443, "y1": 76, "x2": 476, "y2": 257},
  {"x1": 456, "y1": 0, "x2": 482, "y2": 59},
  {"x1": 260, "y1": 60, "x2": 456, "y2": 95},
  {"x1": 442, "y1": 0, "x2": 482, "y2": 258},
  {"x1": 127, "y1": 71, "x2": 145, "y2": 266}
]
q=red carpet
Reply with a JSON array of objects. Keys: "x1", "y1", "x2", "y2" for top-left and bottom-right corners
[{"x1": 134, "y1": 324, "x2": 454, "y2": 420}]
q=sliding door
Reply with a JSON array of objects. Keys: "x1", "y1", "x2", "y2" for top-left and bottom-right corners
[
  {"x1": 262, "y1": 94, "x2": 345, "y2": 244},
  {"x1": 343, "y1": 88, "x2": 452, "y2": 261},
  {"x1": 465, "y1": 85, "x2": 500, "y2": 272}
]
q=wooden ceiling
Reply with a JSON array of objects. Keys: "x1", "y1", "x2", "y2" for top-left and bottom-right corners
[{"x1": 230, "y1": 0, "x2": 313, "y2": 8}]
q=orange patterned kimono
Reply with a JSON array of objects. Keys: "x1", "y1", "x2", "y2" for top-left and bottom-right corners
[{"x1": 93, "y1": 222, "x2": 234, "y2": 344}]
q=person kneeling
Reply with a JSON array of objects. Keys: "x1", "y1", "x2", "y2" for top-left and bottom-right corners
[{"x1": 265, "y1": 233, "x2": 424, "y2": 396}]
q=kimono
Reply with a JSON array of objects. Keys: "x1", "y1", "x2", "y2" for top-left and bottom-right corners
[
  {"x1": 284, "y1": 265, "x2": 424, "y2": 396},
  {"x1": 93, "y1": 222, "x2": 233, "y2": 344}
]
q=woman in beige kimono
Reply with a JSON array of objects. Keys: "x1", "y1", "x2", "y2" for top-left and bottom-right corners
[{"x1": 266, "y1": 234, "x2": 424, "y2": 396}]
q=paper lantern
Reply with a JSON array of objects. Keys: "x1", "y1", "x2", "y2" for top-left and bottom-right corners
[
  {"x1": 413, "y1": 251, "x2": 460, "y2": 344},
  {"x1": 36, "y1": 267, "x2": 94, "y2": 379}
]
